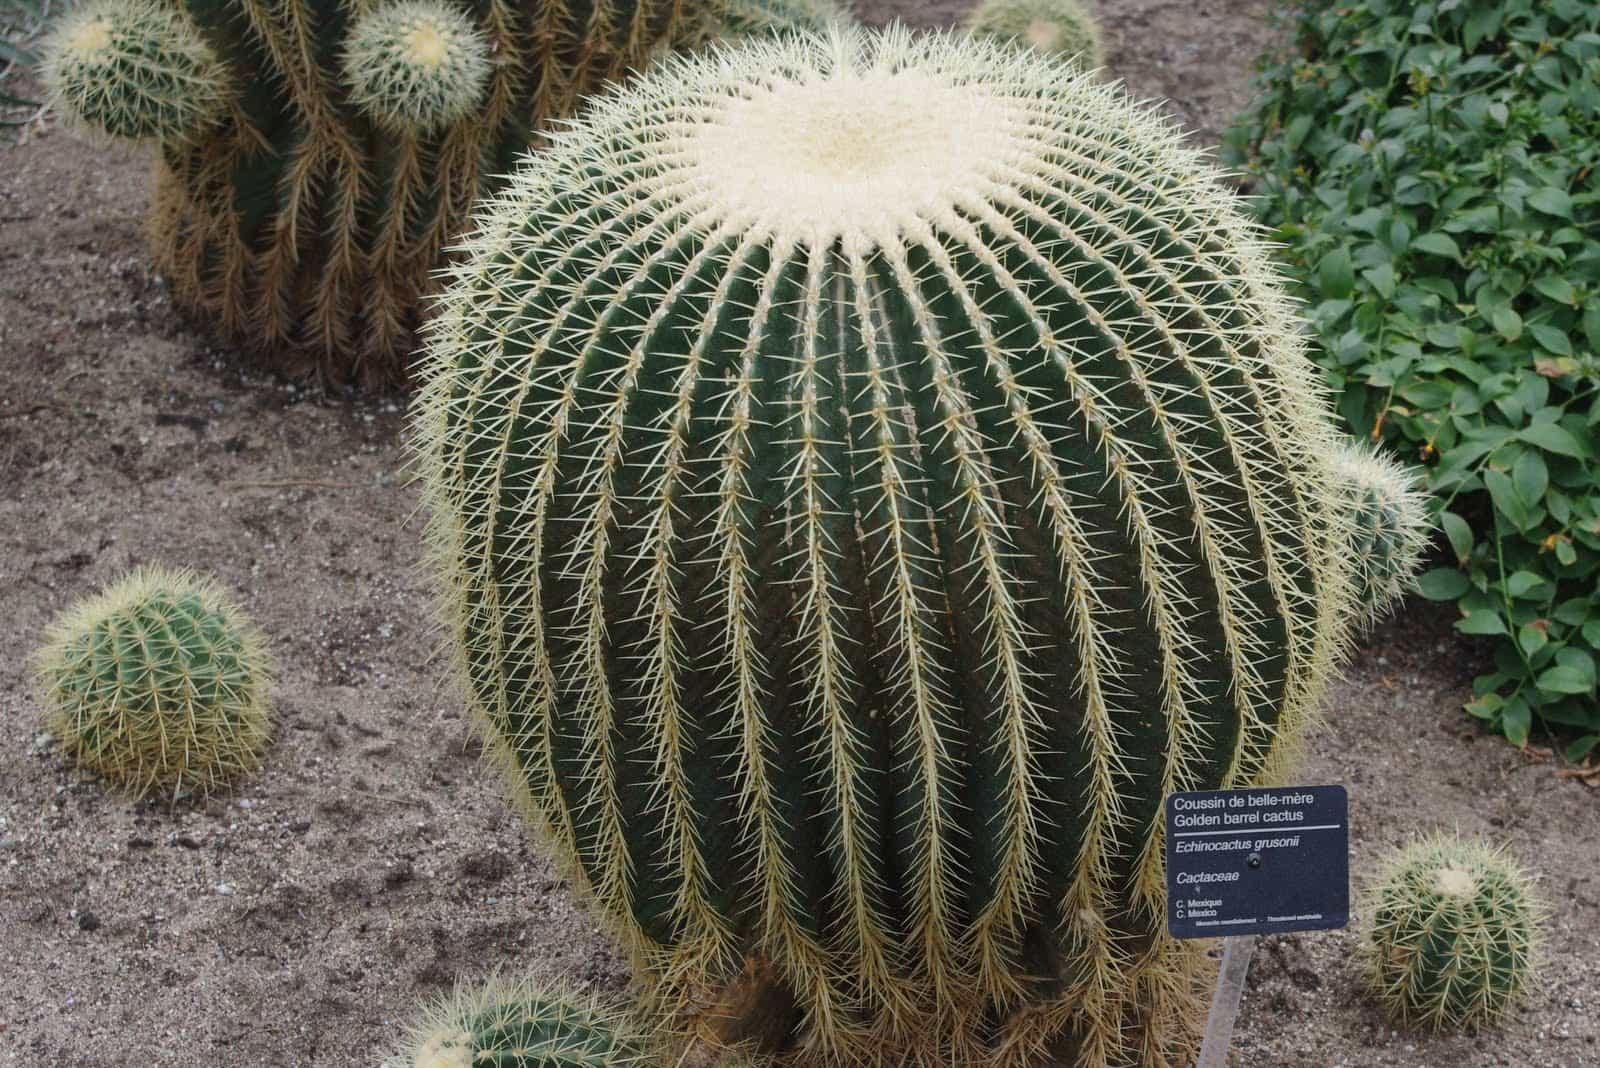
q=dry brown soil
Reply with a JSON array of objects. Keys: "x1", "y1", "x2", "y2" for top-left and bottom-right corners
[{"x1": 1, "y1": 2, "x2": 1597, "y2": 1065}]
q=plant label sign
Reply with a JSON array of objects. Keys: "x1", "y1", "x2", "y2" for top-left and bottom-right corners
[{"x1": 1164, "y1": 785, "x2": 1349, "y2": 939}]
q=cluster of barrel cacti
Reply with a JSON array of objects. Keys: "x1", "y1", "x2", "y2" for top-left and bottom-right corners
[
  {"x1": 36, "y1": 0, "x2": 805, "y2": 385},
  {"x1": 30, "y1": 0, "x2": 1111, "y2": 387}
]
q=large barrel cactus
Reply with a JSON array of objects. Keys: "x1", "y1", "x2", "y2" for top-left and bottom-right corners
[
  {"x1": 414, "y1": 28, "x2": 1424, "y2": 1067},
  {"x1": 39, "y1": 0, "x2": 735, "y2": 386}
]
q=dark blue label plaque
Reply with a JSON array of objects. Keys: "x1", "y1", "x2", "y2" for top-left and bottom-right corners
[{"x1": 1164, "y1": 785, "x2": 1349, "y2": 939}]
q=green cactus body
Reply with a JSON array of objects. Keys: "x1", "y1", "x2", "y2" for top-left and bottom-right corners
[
  {"x1": 965, "y1": 0, "x2": 1104, "y2": 69},
  {"x1": 1361, "y1": 835, "x2": 1545, "y2": 1032},
  {"x1": 41, "y1": 0, "x2": 721, "y2": 387},
  {"x1": 1329, "y1": 441, "x2": 1428, "y2": 626},
  {"x1": 388, "y1": 981, "x2": 652, "y2": 1068},
  {"x1": 415, "y1": 29, "x2": 1413, "y2": 1066},
  {"x1": 34, "y1": 567, "x2": 272, "y2": 799}
]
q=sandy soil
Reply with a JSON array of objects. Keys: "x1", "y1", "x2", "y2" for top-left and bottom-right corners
[{"x1": 1, "y1": 2, "x2": 1596, "y2": 1066}]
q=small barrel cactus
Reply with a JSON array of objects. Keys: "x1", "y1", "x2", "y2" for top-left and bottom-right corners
[
  {"x1": 40, "y1": 0, "x2": 229, "y2": 142},
  {"x1": 414, "y1": 28, "x2": 1425, "y2": 1067},
  {"x1": 33, "y1": 567, "x2": 272, "y2": 799},
  {"x1": 341, "y1": 1, "x2": 492, "y2": 135},
  {"x1": 385, "y1": 980, "x2": 652, "y2": 1068},
  {"x1": 965, "y1": 0, "x2": 1104, "y2": 69},
  {"x1": 38, "y1": 0, "x2": 729, "y2": 386},
  {"x1": 1330, "y1": 441, "x2": 1428, "y2": 625},
  {"x1": 715, "y1": 0, "x2": 849, "y2": 39},
  {"x1": 1361, "y1": 834, "x2": 1545, "y2": 1032}
]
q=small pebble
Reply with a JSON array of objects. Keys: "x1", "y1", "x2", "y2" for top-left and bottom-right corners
[{"x1": 214, "y1": 883, "x2": 235, "y2": 897}]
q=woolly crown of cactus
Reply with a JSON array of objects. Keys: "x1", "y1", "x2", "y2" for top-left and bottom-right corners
[
  {"x1": 383, "y1": 978, "x2": 653, "y2": 1068},
  {"x1": 414, "y1": 27, "x2": 1414, "y2": 1067},
  {"x1": 965, "y1": 0, "x2": 1104, "y2": 69},
  {"x1": 341, "y1": 0, "x2": 492, "y2": 134},
  {"x1": 1360, "y1": 834, "x2": 1545, "y2": 1033},
  {"x1": 41, "y1": 0, "x2": 229, "y2": 142},
  {"x1": 33, "y1": 567, "x2": 272, "y2": 799}
]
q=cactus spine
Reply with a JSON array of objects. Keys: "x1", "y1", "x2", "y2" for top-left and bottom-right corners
[
  {"x1": 40, "y1": 0, "x2": 721, "y2": 386},
  {"x1": 415, "y1": 28, "x2": 1420, "y2": 1066},
  {"x1": 1361, "y1": 835, "x2": 1545, "y2": 1032},
  {"x1": 965, "y1": 0, "x2": 1104, "y2": 69},
  {"x1": 386, "y1": 980, "x2": 653, "y2": 1068},
  {"x1": 34, "y1": 567, "x2": 272, "y2": 799}
]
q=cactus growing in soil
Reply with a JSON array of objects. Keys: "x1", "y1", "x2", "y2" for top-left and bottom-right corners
[
  {"x1": 413, "y1": 28, "x2": 1425, "y2": 1067},
  {"x1": 965, "y1": 0, "x2": 1103, "y2": 69},
  {"x1": 385, "y1": 979, "x2": 653, "y2": 1068},
  {"x1": 1361, "y1": 835, "x2": 1545, "y2": 1032},
  {"x1": 1330, "y1": 441, "x2": 1428, "y2": 626},
  {"x1": 41, "y1": 0, "x2": 229, "y2": 142},
  {"x1": 38, "y1": 0, "x2": 727, "y2": 387},
  {"x1": 34, "y1": 567, "x2": 272, "y2": 799}
]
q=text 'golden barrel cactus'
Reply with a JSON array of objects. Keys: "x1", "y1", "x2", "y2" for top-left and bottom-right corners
[{"x1": 414, "y1": 28, "x2": 1424, "y2": 1067}]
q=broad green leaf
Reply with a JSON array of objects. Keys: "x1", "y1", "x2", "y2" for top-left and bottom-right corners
[
  {"x1": 1537, "y1": 665, "x2": 1595, "y2": 695},
  {"x1": 1519, "y1": 422, "x2": 1588, "y2": 457},
  {"x1": 1364, "y1": 263, "x2": 1397, "y2": 299},
  {"x1": 1519, "y1": 622, "x2": 1549, "y2": 656},
  {"x1": 1512, "y1": 450, "x2": 1548, "y2": 508},
  {"x1": 1506, "y1": 570, "x2": 1549, "y2": 599},
  {"x1": 1491, "y1": 306, "x2": 1523, "y2": 341},
  {"x1": 1458, "y1": 610, "x2": 1508, "y2": 636},
  {"x1": 1418, "y1": 567, "x2": 1471, "y2": 600},
  {"x1": 1532, "y1": 275, "x2": 1578, "y2": 305},
  {"x1": 1410, "y1": 233, "x2": 1461, "y2": 260},
  {"x1": 1503, "y1": 697, "x2": 1532, "y2": 746},
  {"x1": 1528, "y1": 322, "x2": 1574, "y2": 357},
  {"x1": 1527, "y1": 187, "x2": 1574, "y2": 219},
  {"x1": 1554, "y1": 599, "x2": 1591, "y2": 626},
  {"x1": 1567, "y1": 735, "x2": 1600, "y2": 761},
  {"x1": 1484, "y1": 468, "x2": 1531, "y2": 529},
  {"x1": 1318, "y1": 248, "x2": 1355, "y2": 299},
  {"x1": 1440, "y1": 511, "x2": 1473, "y2": 563}
]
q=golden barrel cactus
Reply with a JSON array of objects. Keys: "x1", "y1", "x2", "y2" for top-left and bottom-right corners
[{"x1": 414, "y1": 28, "x2": 1425, "y2": 1067}]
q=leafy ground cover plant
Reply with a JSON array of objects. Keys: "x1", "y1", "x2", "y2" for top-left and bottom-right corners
[{"x1": 1226, "y1": 0, "x2": 1600, "y2": 755}]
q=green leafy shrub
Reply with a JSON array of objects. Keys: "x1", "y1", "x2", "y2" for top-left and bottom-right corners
[{"x1": 1226, "y1": 0, "x2": 1600, "y2": 754}]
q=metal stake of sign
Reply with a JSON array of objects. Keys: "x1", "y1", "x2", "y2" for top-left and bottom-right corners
[{"x1": 1195, "y1": 934, "x2": 1257, "y2": 1068}]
